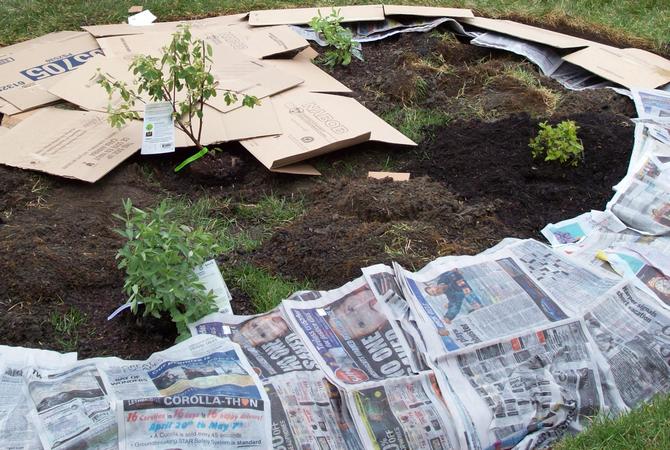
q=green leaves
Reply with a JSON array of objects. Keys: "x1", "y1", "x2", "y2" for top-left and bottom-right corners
[
  {"x1": 310, "y1": 9, "x2": 360, "y2": 68},
  {"x1": 114, "y1": 198, "x2": 223, "y2": 341},
  {"x1": 529, "y1": 120, "x2": 584, "y2": 167}
]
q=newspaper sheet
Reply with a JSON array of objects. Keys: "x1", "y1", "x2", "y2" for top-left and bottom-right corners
[
  {"x1": 283, "y1": 277, "x2": 415, "y2": 388},
  {"x1": 394, "y1": 242, "x2": 573, "y2": 356},
  {"x1": 99, "y1": 335, "x2": 271, "y2": 449},
  {"x1": 598, "y1": 244, "x2": 670, "y2": 306},
  {"x1": 436, "y1": 319, "x2": 603, "y2": 450},
  {"x1": 608, "y1": 155, "x2": 670, "y2": 235},
  {"x1": 189, "y1": 312, "x2": 365, "y2": 449},
  {"x1": 541, "y1": 210, "x2": 627, "y2": 246},
  {"x1": 624, "y1": 122, "x2": 670, "y2": 178},
  {"x1": 347, "y1": 371, "x2": 466, "y2": 450},
  {"x1": 582, "y1": 283, "x2": 670, "y2": 412},
  {"x1": 470, "y1": 32, "x2": 563, "y2": 76},
  {"x1": 0, "y1": 347, "x2": 76, "y2": 450},
  {"x1": 24, "y1": 360, "x2": 119, "y2": 450},
  {"x1": 631, "y1": 88, "x2": 670, "y2": 121},
  {"x1": 551, "y1": 62, "x2": 613, "y2": 91}
]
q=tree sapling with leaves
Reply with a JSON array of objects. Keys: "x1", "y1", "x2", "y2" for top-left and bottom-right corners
[
  {"x1": 97, "y1": 25, "x2": 259, "y2": 171},
  {"x1": 309, "y1": 9, "x2": 362, "y2": 67}
]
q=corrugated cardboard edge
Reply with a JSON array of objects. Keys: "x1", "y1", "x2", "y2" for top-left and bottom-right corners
[
  {"x1": 383, "y1": 5, "x2": 474, "y2": 18},
  {"x1": 248, "y1": 5, "x2": 385, "y2": 26},
  {"x1": 271, "y1": 163, "x2": 321, "y2": 175}
]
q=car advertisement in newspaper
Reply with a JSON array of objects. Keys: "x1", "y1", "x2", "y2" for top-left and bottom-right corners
[
  {"x1": 284, "y1": 277, "x2": 415, "y2": 388},
  {"x1": 394, "y1": 246, "x2": 569, "y2": 355},
  {"x1": 582, "y1": 283, "x2": 670, "y2": 412},
  {"x1": 348, "y1": 371, "x2": 465, "y2": 450},
  {"x1": 437, "y1": 319, "x2": 603, "y2": 450},
  {"x1": 24, "y1": 361, "x2": 118, "y2": 450},
  {"x1": 189, "y1": 310, "x2": 318, "y2": 380}
]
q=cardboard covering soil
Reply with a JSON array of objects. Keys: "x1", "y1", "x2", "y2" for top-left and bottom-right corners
[
  {"x1": 240, "y1": 90, "x2": 416, "y2": 170},
  {"x1": 0, "y1": 107, "x2": 142, "y2": 182},
  {"x1": 263, "y1": 48, "x2": 352, "y2": 94},
  {"x1": 81, "y1": 14, "x2": 248, "y2": 38},
  {"x1": 0, "y1": 32, "x2": 102, "y2": 114},
  {"x1": 382, "y1": 5, "x2": 474, "y2": 18},
  {"x1": 248, "y1": 5, "x2": 385, "y2": 26}
]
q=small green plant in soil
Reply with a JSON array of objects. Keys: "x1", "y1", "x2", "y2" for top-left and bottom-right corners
[
  {"x1": 97, "y1": 25, "x2": 259, "y2": 172},
  {"x1": 309, "y1": 8, "x2": 360, "y2": 67},
  {"x1": 529, "y1": 120, "x2": 584, "y2": 166},
  {"x1": 114, "y1": 198, "x2": 223, "y2": 341},
  {"x1": 50, "y1": 307, "x2": 86, "y2": 352}
]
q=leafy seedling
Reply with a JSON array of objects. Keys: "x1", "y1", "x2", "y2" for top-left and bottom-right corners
[
  {"x1": 529, "y1": 120, "x2": 584, "y2": 166},
  {"x1": 309, "y1": 9, "x2": 362, "y2": 67},
  {"x1": 97, "y1": 25, "x2": 259, "y2": 172}
]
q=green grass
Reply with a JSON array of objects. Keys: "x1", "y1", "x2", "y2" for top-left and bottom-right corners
[
  {"x1": 50, "y1": 307, "x2": 87, "y2": 351},
  {"x1": 382, "y1": 106, "x2": 451, "y2": 143},
  {"x1": 0, "y1": 1, "x2": 667, "y2": 50},
  {"x1": 225, "y1": 264, "x2": 312, "y2": 312},
  {"x1": 557, "y1": 395, "x2": 670, "y2": 450}
]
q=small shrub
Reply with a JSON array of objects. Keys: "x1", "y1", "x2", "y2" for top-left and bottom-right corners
[
  {"x1": 309, "y1": 9, "x2": 360, "y2": 67},
  {"x1": 529, "y1": 120, "x2": 584, "y2": 166},
  {"x1": 114, "y1": 199, "x2": 222, "y2": 341}
]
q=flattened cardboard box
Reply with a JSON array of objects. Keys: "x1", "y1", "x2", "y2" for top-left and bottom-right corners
[
  {"x1": 459, "y1": 17, "x2": 595, "y2": 49},
  {"x1": 240, "y1": 91, "x2": 415, "y2": 170},
  {"x1": 562, "y1": 46, "x2": 670, "y2": 89},
  {"x1": 0, "y1": 108, "x2": 142, "y2": 182},
  {"x1": 264, "y1": 48, "x2": 352, "y2": 94},
  {"x1": 0, "y1": 32, "x2": 102, "y2": 113},
  {"x1": 98, "y1": 24, "x2": 308, "y2": 59},
  {"x1": 248, "y1": 5, "x2": 385, "y2": 26},
  {"x1": 383, "y1": 5, "x2": 474, "y2": 18},
  {"x1": 82, "y1": 14, "x2": 248, "y2": 37}
]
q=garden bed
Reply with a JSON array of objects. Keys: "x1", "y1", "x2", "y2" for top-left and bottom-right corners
[{"x1": 0, "y1": 26, "x2": 637, "y2": 359}]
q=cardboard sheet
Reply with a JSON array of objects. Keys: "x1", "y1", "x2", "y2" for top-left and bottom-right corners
[
  {"x1": 0, "y1": 107, "x2": 142, "y2": 182},
  {"x1": 562, "y1": 46, "x2": 670, "y2": 89},
  {"x1": 383, "y1": 5, "x2": 474, "y2": 18},
  {"x1": 270, "y1": 163, "x2": 321, "y2": 175},
  {"x1": 459, "y1": 17, "x2": 595, "y2": 49},
  {"x1": 368, "y1": 171, "x2": 410, "y2": 181},
  {"x1": 240, "y1": 91, "x2": 415, "y2": 169},
  {"x1": 0, "y1": 32, "x2": 102, "y2": 113},
  {"x1": 248, "y1": 5, "x2": 385, "y2": 26},
  {"x1": 264, "y1": 49, "x2": 352, "y2": 94},
  {"x1": 82, "y1": 14, "x2": 248, "y2": 38}
]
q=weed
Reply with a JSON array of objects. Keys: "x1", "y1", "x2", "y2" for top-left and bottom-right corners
[
  {"x1": 504, "y1": 64, "x2": 561, "y2": 114},
  {"x1": 114, "y1": 198, "x2": 223, "y2": 341},
  {"x1": 50, "y1": 307, "x2": 86, "y2": 351},
  {"x1": 310, "y1": 8, "x2": 360, "y2": 67},
  {"x1": 97, "y1": 26, "x2": 258, "y2": 171},
  {"x1": 530, "y1": 120, "x2": 584, "y2": 166},
  {"x1": 26, "y1": 177, "x2": 49, "y2": 208},
  {"x1": 413, "y1": 75, "x2": 429, "y2": 101},
  {"x1": 383, "y1": 223, "x2": 417, "y2": 259},
  {"x1": 382, "y1": 107, "x2": 451, "y2": 143},
  {"x1": 235, "y1": 194, "x2": 305, "y2": 228},
  {"x1": 225, "y1": 264, "x2": 312, "y2": 313},
  {"x1": 380, "y1": 155, "x2": 396, "y2": 172}
]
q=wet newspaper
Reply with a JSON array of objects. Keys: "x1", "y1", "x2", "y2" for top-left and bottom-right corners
[
  {"x1": 189, "y1": 310, "x2": 365, "y2": 449},
  {"x1": 283, "y1": 277, "x2": 415, "y2": 388},
  {"x1": 608, "y1": 155, "x2": 670, "y2": 235},
  {"x1": 582, "y1": 283, "x2": 670, "y2": 413},
  {"x1": 24, "y1": 360, "x2": 118, "y2": 450},
  {"x1": 347, "y1": 371, "x2": 465, "y2": 450},
  {"x1": 0, "y1": 347, "x2": 76, "y2": 450},
  {"x1": 437, "y1": 319, "x2": 603, "y2": 450},
  {"x1": 98, "y1": 335, "x2": 271, "y2": 450}
]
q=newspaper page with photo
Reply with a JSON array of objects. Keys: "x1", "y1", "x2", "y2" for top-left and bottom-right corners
[
  {"x1": 470, "y1": 32, "x2": 563, "y2": 76},
  {"x1": 436, "y1": 319, "x2": 603, "y2": 450},
  {"x1": 504, "y1": 239, "x2": 619, "y2": 314},
  {"x1": 24, "y1": 360, "x2": 119, "y2": 450},
  {"x1": 393, "y1": 246, "x2": 571, "y2": 356},
  {"x1": 347, "y1": 371, "x2": 466, "y2": 450},
  {"x1": 582, "y1": 283, "x2": 670, "y2": 412},
  {"x1": 98, "y1": 335, "x2": 271, "y2": 450},
  {"x1": 541, "y1": 210, "x2": 627, "y2": 247},
  {"x1": 625, "y1": 123, "x2": 670, "y2": 177},
  {"x1": 609, "y1": 155, "x2": 670, "y2": 235},
  {"x1": 283, "y1": 277, "x2": 415, "y2": 388},
  {"x1": 630, "y1": 88, "x2": 670, "y2": 121},
  {"x1": 189, "y1": 311, "x2": 365, "y2": 449},
  {"x1": 0, "y1": 347, "x2": 77, "y2": 450},
  {"x1": 189, "y1": 311, "x2": 318, "y2": 380}
]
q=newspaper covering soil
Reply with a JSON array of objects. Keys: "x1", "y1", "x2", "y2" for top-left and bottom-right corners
[{"x1": 0, "y1": 25, "x2": 641, "y2": 358}]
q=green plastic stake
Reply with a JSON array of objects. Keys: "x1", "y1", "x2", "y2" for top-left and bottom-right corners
[{"x1": 174, "y1": 147, "x2": 209, "y2": 172}]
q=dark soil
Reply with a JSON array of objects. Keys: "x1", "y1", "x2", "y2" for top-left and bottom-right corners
[{"x1": 0, "y1": 24, "x2": 641, "y2": 358}]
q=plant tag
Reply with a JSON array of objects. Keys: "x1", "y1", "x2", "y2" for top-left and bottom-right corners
[
  {"x1": 107, "y1": 301, "x2": 143, "y2": 320},
  {"x1": 128, "y1": 9, "x2": 157, "y2": 26},
  {"x1": 194, "y1": 259, "x2": 233, "y2": 315},
  {"x1": 141, "y1": 102, "x2": 175, "y2": 155}
]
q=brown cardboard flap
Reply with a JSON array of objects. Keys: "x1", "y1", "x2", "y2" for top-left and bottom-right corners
[
  {"x1": 562, "y1": 46, "x2": 670, "y2": 89},
  {"x1": 271, "y1": 163, "x2": 322, "y2": 175},
  {"x1": 82, "y1": 14, "x2": 248, "y2": 38},
  {"x1": 0, "y1": 107, "x2": 141, "y2": 182},
  {"x1": 264, "y1": 49, "x2": 352, "y2": 94},
  {"x1": 383, "y1": 5, "x2": 474, "y2": 18},
  {"x1": 368, "y1": 171, "x2": 410, "y2": 181},
  {"x1": 0, "y1": 32, "x2": 102, "y2": 112},
  {"x1": 460, "y1": 17, "x2": 595, "y2": 49},
  {"x1": 248, "y1": 5, "x2": 385, "y2": 26}
]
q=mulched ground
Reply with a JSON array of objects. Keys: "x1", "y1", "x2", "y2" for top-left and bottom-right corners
[{"x1": 0, "y1": 22, "x2": 642, "y2": 358}]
